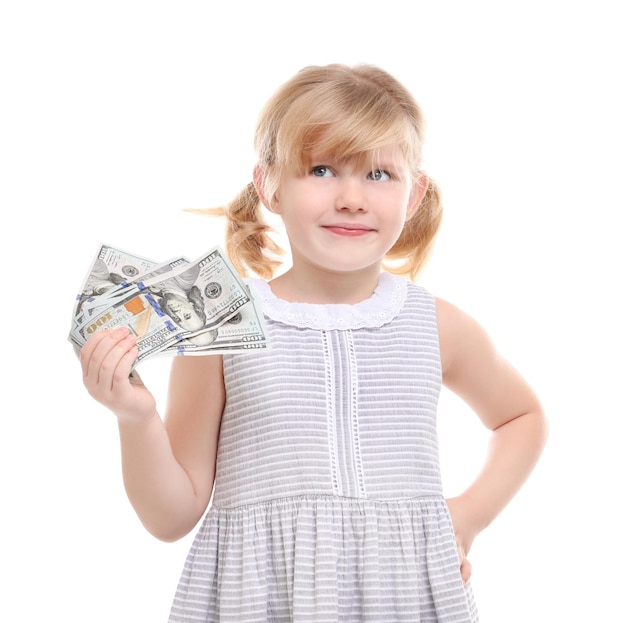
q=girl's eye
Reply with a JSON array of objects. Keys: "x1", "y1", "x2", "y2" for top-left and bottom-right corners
[
  {"x1": 311, "y1": 166, "x2": 333, "y2": 177},
  {"x1": 368, "y1": 169, "x2": 391, "y2": 181}
]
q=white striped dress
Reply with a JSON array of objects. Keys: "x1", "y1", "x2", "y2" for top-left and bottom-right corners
[{"x1": 168, "y1": 272, "x2": 479, "y2": 622}]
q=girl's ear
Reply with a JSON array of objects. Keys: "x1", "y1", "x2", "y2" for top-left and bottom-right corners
[
  {"x1": 253, "y1": 165, "x2": 278, "y2": 213},
  {"x1": 406, "y1": 174, "x2": 429, "y2": 221}
]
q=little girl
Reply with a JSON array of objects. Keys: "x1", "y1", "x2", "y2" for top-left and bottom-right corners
[{"x1": 80, "y1": 63, "x2": 548, "y2": 622}]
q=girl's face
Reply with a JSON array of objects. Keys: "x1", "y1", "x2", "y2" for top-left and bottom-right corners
[{"x1": 271, "y1": 146, "x2": 422, "y2": 277}]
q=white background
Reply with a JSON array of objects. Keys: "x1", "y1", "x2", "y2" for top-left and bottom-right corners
[{"x1": 1, "y1": 1, "x2": 624, "y2": 621}]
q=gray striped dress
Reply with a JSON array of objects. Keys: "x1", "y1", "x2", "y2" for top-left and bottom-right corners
[{"x1": 169, "y1": 272, "x2": 479, "y2": 622}]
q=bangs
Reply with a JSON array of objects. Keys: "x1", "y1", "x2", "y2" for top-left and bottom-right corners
[{"x1": 273, "y1": 81, "x2": 421, "y2": 177}]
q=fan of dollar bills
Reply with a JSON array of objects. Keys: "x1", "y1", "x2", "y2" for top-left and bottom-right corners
[{"x1": 69, "y1": 244, "x2": 270, "y2": 367}]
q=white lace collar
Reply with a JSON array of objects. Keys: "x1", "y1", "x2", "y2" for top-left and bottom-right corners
[{"x1": 246, "y1": 272, "x2": 407, "y2": 330}]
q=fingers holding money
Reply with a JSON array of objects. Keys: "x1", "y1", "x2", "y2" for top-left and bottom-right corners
[{"x1": 80, "y1": 327, "x2": 138, "y2": 403}]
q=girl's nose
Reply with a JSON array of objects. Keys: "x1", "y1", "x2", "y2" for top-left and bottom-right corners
[{"x1": 335, "y1": 176, "x2": 367, "y2": 212}]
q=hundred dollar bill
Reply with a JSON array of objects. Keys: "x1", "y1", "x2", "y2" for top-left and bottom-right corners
[
  {"x1": 159, "y1": 290, "x2": 269, "y2": 357},
  {"x1": 72, "y1": 244, "x2": 157, "y2": 322},
  {"x1": 135, "y1": 247, "x2": 252, "y2": 338},
  {"x1": 73, "y1": 255, "x2": 190, "y2": 327}
]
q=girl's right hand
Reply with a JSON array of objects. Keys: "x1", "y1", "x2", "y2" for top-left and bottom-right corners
[{"x1": 80, "y1": 327, "x2": 157, "y2": 423}]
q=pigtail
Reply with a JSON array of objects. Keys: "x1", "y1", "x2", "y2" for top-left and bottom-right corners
[
  {"x1": 384, "y1": 177, "x2": 443, "y2": 282},
  {"x1": 226, "y1": 182, "x2": 284, "y2": 279},
  {"x1": 191, "y1": 183, "x2": 283, "y2": 279}
]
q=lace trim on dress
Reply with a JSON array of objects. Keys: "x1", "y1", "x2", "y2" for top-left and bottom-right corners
[{"x1": 246, "y1": 272, "x2": 408, "y2": 330}]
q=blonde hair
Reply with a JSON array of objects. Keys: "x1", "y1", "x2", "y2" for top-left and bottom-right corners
[{"x1": 203, "y1": 63, "x2": 442, "y2": 281}]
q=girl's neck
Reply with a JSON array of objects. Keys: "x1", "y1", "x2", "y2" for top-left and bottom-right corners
[{"x1": 268, "y1": 265, "x2": 382, "y2": 305}]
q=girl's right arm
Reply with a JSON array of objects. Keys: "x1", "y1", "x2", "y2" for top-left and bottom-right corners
[{"x1": 80, "y1": 326, "x2": 225, "y2": 542}]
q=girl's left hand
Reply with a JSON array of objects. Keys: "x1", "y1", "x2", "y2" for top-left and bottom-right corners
[
  {"x1": 446, "y1": 496, "x2": 478, "y2": 584},
  {"x1": 455, "y1": 541, "x2": 473, "y2": 584}
]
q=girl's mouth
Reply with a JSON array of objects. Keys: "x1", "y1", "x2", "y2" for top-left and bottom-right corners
[{"x1": 322, "y1": 225, "x2": 375, "y2": 237}]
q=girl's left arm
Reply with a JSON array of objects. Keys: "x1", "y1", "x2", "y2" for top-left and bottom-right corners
[{"x1": 436, "y1": 297, "x2": 549, "y2": 570}]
